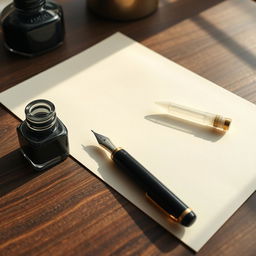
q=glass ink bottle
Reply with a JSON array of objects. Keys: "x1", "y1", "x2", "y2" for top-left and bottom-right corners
[
  {"x1": 17, "y1": 99, "x2": 69, "y2": 171},
  {"x1": 1, "y1": 0, "x2": 65, "y2": 57}
]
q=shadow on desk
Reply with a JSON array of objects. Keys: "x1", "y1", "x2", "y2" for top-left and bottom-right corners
[
  {"x1": 109, "y1": 188, "x2": 184, "y2": 253},
  {"x1": 108, "y1": 186, "x2": 184, "y2": 253},
  {"x1": 84, "y1": 0, "x2": 224, "y2": 42},
  {"x1": 82, "y1": 145, "x2": 187, "y2": 254},
  {"x1": 0, "y1": 149, "x2": 42, "y2": 197},
  {"x1": 191, "y1": 15, "x2": 256, "y2": 70}
]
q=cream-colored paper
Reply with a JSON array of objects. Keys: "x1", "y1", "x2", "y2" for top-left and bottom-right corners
[
  {"x1": 0, "y1": 33, "x2": 255, "y2": 251},
  {"x1": 0, "y1": 0, "x2": 12, "y2": 13}
]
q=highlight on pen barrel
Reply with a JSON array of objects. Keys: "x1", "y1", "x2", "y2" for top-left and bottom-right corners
[
  {"x1": 156, "y1": 101, "x2": 232, "y2": 132},
  {"x1": 146, "y1": 191, "x2": 196, "y2": 227},
  {"x1": 111, "y1": 147, "x2": 196, "y2": 227},
  {"x1": 91, "y1": 131, "x2": 197, "y2": 227}
]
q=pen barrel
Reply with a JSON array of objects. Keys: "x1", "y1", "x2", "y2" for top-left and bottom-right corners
[
  {"x1": 167, "y1": 103, "x2": 216, "y2": 126},
  {"x1": 165, "y1": 102, "x2": 231, "y2": 131},
  {"x1": 112, "y1": 149, "x2": 193, "y2": 222}
]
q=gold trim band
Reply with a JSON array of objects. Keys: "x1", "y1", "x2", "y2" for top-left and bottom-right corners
[
  {"x1": 213, "y1": 115, "x2": 232, "y2": 131},
  {"x1": 146, "y1": 193, "x2": 193, "y2": 224},
  {"x1": 111, "y1": 147, "x2": 123, "y2": 160},
  {"x1": 177, "y1": 208, "x2": 192, "y2": 223},
  {"x1": 146, "y1": 193, "x2": 179, "y2": 222}
]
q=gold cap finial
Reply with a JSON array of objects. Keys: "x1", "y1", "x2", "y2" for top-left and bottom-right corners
[{"x1": 213, "y1": 115, "x2": 232, "y2": 131}]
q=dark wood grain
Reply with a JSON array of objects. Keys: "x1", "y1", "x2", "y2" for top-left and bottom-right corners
[{"x1": 1, "y1": 0, "x2": 256, "y2": 255}]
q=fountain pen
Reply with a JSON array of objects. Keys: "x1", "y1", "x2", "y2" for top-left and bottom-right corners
[{"x1": 92, "y1": 131, "x2": 196, "y2": 227}]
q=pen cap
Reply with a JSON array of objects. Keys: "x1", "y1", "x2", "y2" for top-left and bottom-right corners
[
  {"x1": 112, "y1": 148, "x2": 196, "y2": 226},
  {"x1": 213, "y1": 115, "x2": 232, "y2": 131},
  {"x1": 180, "y1": 210, "x2": 196, "y2": 227}
]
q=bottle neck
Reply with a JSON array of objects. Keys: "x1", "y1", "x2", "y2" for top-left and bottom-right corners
[
  {"x1": 25, "y1": 99, "x2": 57, "y2": 132},
  {"x1": 14, "y1": 0, "x2": 46, "y2": 12}
]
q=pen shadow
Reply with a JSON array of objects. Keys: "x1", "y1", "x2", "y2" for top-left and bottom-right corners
[
  {"x1": 82, "y1": 144, "x2": 188, "y2": 253},
  {"x1": 145, "y1": 114, "x2": 224, "y2": 142}
]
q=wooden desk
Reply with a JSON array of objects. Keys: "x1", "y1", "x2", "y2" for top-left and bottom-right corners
[{"x1": 0, "y1": 0, "x2": 255, "y2": 255}]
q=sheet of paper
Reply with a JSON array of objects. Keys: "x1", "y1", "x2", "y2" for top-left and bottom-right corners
[
  {"x1": 0, "y1": 33, "x2": 255, "y2": 251},
  {"x1": 0, "y1": 0, "x2": 12, "y2": 13}
]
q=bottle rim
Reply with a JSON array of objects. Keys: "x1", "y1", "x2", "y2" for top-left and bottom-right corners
[{"x1": 25, "y1": 99, "x2": 57, "y2": 131}]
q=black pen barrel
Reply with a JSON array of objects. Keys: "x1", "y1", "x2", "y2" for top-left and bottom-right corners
[{"x1": 112, "y1": 149, "x2": 196, "y2": 226}]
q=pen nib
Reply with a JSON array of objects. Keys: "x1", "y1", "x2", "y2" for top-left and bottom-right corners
[{"x1": 91, "y1": 130, "x2": 116, "y2": 153}]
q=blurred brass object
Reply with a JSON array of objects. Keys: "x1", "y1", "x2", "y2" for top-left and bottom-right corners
[{"x1": 87, "y1": 0, "x2": 159, "y2": 20}]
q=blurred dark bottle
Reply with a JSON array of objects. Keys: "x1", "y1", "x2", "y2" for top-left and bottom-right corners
[
  {"x1": 87, "y1": 0, "x2": 158, "y2": 21},
  {"x1": 17, "y1": 99, "x2": 69, "y2": 171},
  {"x1": 0, "y1": 0, "x2": 65, "y2": 57}
]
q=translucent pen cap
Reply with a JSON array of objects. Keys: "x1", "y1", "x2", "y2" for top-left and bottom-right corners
[{"x1": 156, "y1": 101, "x2": 232, "y2": 132}]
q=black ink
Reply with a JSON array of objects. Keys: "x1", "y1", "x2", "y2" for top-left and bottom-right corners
[
  {"x1": 1, "y1": 0, "x2": 65, "y2": 57},
  {"x1": 17, "y1": 99, "x2": 69, "y2": 171}
]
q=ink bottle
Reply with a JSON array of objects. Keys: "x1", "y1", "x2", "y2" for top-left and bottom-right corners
[
  {"x1": 17, "y1": 99, "x2": 69, "y2": 171},
  {"x1": 1, "y1": 0, "x2": 65, "y2": 57},
  {"x1": 87, "y1": 0, "x2": 158, "y2": 21}
]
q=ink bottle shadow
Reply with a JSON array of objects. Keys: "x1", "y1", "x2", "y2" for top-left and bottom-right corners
[
  {"x1": 17, "y1": 99, "x2": 69, "y2": 171},
  {"x1": 1, "y1": 0, "x2": 65, "y2": 57}
]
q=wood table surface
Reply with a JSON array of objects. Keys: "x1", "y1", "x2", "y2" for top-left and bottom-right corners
[{"x1": 0, "y1": 0, "x2": 256, "y2": 255}]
